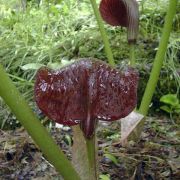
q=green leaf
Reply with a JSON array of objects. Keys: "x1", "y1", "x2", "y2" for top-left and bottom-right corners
[
  {"x1": 64, "y1": 135, "x2": 72, "y2": 146},
  {"x1": 99, "y1": 174, "x2": 110, "y2": 180},
  {"x1": 61, "y1": 59, "x2": 75, "y2": 66},
  {"x1": 160, "y1": 94, "x2": 179, "y2": 106},
  {"x1": 174, "y1": 107, "x2": 180, "y2": 113},
  {"x1": 174, "y1": 104, "x2": 180, "y2": 110},
  {"x1": 104, "y1": 153, "x2": 118, "y2": 165},
  {"x1": 47, "y1": 60, "x2": 75, "y2": 70},
  {"x1": 160, "y1": 105, "x2": 172, "y2": 113},
  {"x1": 107, "y1": 133, "x2": 120, "y2": 140},
  {"x1": 47, "y1": 62, "x2": 62, "y2": 69},
  {"x1": 20, "y1": 63, "x2": 44, "y2": 70}
]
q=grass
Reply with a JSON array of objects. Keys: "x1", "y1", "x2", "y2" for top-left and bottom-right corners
[{"x1": 0, "y1": 0, "x2": 179, "y2": 128}]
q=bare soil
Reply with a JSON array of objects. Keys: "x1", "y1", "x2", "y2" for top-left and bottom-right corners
[{"x1": 0, "y1": 116, "x2": 179, "y2": 180}]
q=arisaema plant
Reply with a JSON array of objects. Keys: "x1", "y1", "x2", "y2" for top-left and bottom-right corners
[
  {"x1": 34, "y1": 59, "x2": 139, "y2": 179},
  {"x1": 0, "y1": 0, "x2": 178, "y2": 179}
]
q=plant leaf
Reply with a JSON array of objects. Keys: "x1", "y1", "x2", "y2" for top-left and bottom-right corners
[
  {"x1": 47, "y1": 60, "x2": 75, "y2": 69},
  {"x1": 99, "y1": 174, "x2": 110, "y2": 180},
  {"x1": 47, "y1": 62, "x2": 62, "y2": 69},
  {"x1": 104, "y1": 153, "x2": 118, "y2": 165},
  {"x1": 21, "y1": 63, "x2": 44, "y2": 70},
  {"x1": 160, "y1": 105, "x2": 172, "y2": 113},
  {"x1": 160, "y1": 94, "x2": 179, "y2": 106}
]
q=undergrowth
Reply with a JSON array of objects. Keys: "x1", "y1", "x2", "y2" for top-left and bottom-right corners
[{"x1": 0, "y1": 0, "x2": 179, "y2": 128}]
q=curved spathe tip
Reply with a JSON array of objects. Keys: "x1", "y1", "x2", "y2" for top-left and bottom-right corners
[{"x1": 99, "y1": 0, "x2": 139, "y2": 43}]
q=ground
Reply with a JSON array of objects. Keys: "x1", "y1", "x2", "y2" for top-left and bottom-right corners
[{"x1": 0, "y1": 116, "x2": 179, "y2": 180}]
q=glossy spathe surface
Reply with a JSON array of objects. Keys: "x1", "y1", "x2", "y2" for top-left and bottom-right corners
[
  {"x1": 99, "y1": 0, "x2": 139, "y2": 43},
  {"x1": 35, "y1": 59, "x2": 138, "y2": 137},
  {"x1": 99, "y1": 0, "x2": 128, "y2": 27}
]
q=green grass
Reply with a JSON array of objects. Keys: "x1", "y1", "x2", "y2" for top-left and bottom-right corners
[{"x1": 0, "y1": 0, "x2": 179, "y2": 128}]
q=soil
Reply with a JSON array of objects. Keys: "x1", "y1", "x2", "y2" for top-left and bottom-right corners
[{"x1": 0, "y1": 116, "x2": 179, "y2": 180}]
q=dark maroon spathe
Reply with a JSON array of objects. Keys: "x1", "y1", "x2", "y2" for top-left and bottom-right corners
[{"x1": 34, "y1": 59, "x2": 139, "y2": 138}]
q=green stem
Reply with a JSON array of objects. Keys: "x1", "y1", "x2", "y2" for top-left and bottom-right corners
[
  {"x1": 129, "y1": 43, "x2": 136, "y2": 66},
  {"x1": 0, "y1": 64, "x2": 80, "y2": 180},
  {"x1": 86, "y1": 135, "x2": 97, "y2": 180},
  {"x1": 90, "y1": 0, "x2": 115, "y2": 66},
  {"x1": 139, "y1": 0, "x2": 178, "y2": 116}
]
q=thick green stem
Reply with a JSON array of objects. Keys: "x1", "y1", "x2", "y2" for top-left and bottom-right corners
[
  {"x1": 90, "y1": 0, "x2": 115, "y2": 66},
  {"x1": 139, "y1": 0, "x2": 178, "y2": 116},
  {"x1": 0, "y1": 64, "x2": 80, "y2": 180},
  {"x1": 86, "y1": 135, "x2": 98, "y2": 180},
  {"x1": 129, "y1": 43, "x2": 136, "y2": 67}
]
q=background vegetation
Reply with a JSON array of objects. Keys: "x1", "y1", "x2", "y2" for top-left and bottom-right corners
[
  {"x1": 0, "y1": 0, "x2": 179, "y2": 129},
  {"x1": 0, "y1": 1, "x2": 179, "y2": 179}
]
